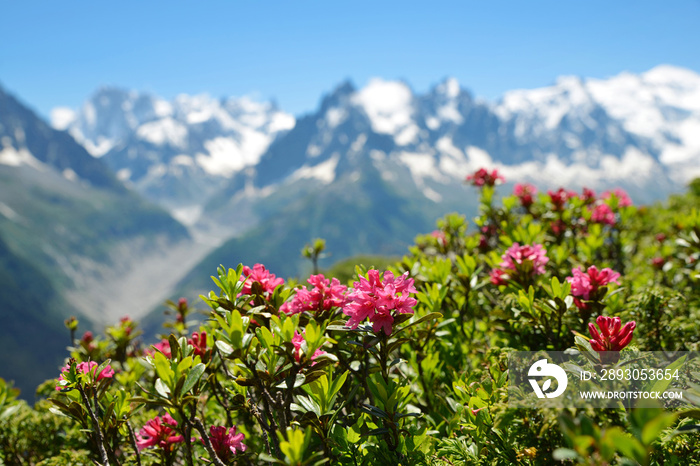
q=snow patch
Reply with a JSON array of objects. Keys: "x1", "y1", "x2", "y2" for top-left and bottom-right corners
[
  {"x1": 62, "y1": 168, "x2": 78, "y2": 182},
  {"x1": 306, "y1": 145, "x2": 322, "y2": 158},
  {"x1": 350, "y1": 134, "x2": 367, "y2": 153},
  {"x1": 136, "y1": 118, "x2": 188, "y2": 147},
  {"x1": 82, "y1": 137, "x2": 115, "y2": 157},
  {"x1": 116, "y1": 168, "x2": 132, "y2": 181},
  {"x1": 288, "y1": 153, "x2": 339, "y2": 184},
  {"x1": 0, "y1": 202, "x2": 20, "y2": 222},
  {"x1": 498, "y1": 148, "x2": 658, "y2": 188},
  {"x1": 171, "y1": 205, "x2": 203, "y2": 226},
  {"x1": 395, "y1": 124, "x2": 420, "y2": 146},
  {"x1": 147, "y1": 164, "x2": 167, "y2": 178},
  {"x1": 352, "y1": 78, "x2": 415, "y2": 135},
  {"x1": 0, "y1": 146, "x2": 45, "y2": 170},
  {"x1": 399, "y1": 152, "x2": 445, "y2": 183},
  {"x1": 51, "y1": 107, "x2": 77, "y2": 130},
  {"x1": 197, "y1": 131, "x2": 270, "y2": 177},
  {"x1": 325, "y1": 107, "x2": 347, "y2": 128},
  {"x1": 267, "y1": 112, "x2": 295, "y2": 133}
]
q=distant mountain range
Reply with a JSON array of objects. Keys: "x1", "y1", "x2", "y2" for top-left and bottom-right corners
[
  {"x1": 0, "y1": 86, "x2": 190, "y2": 394},
  {"x1": 2, "y1": 65, "x2": 699, "y2": 394},
  {"x1": 52, "y1": 88, "x2": 295, "y2": 227},
  {"x1": 54, "y1": 66, "x2": 699, "y2": 235}
]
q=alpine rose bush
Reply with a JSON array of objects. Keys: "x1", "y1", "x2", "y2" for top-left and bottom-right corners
[
  {"x1": 12, "y1": 173, "x2": 698, "y2": 466},
  {"x1": 567, "y1": 266, "x2": 621, "y2": 301},
  {"x1": 465, "y1": 167, "x2": 504, "y2": 187},
  {"x1": 281, "y1": 273, "x2": 347, "y2": 315},
  {"x1": 490, "y1": 243, "x2": 549, "y2": 287},
  {"x1": 56, "y1": 361, "x2": 114, "y2": 390},
  {"x1": 135, "y1": 413, "x2": 184, "y2": 451},
  {"x1": 343, "y1": 269, "x2": 418, "y2": 335},
  {"x1": 588, "y1": 316, "x2": 636, "y2": 364},
  {"x1": 206, "y1": 425, "x2": 246, "y2": 461},
  {"x1": 239, "y1": 263, "x2": 284, "y2": 296},
  {"x1": 514, "y1": 183, "x2": 537, "y2": 208}
]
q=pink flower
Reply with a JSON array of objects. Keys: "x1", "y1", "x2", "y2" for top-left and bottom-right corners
[
  {"x1": 550, "y1": 219, "x2": 567, "y2": 236},
  {"x1": 291, "y1": 330, "x2": 326, "y2": 364},
  {"x1": 567, "y1": 266, "x2": 621, "y2": 301},
  {"x1": 56, "y1": 361, "x2": 114, "y2": 390},
  {"x1": 149, "y1": 339, "x2": 172, "y2": 359},
  {"x1": 188, "y1": 331, "x2": 208, "y2": 358},
  {"x1": 651, "y1": 257, "x2": 666, "y2": 269},
  {"x1": 513, "y1": 183, "x2": 537, "y2": 208},
  {"x1": 490, "y1": 243, "x2": 548, "y2": 287},
  {"x1": 431, "y1": 230, "x2": 447, "y2": 247},
  {"x1": 343, "y1": 270, "x2": 417, "y2": 335},
  {"x1": 590, "y1": 203, "x2": 616, "y2": 225},
  {"x1": 602, "y1": 188, "x2": 632, "y2": 207},
  {"x1": 588, "y1": 316, "x2": 636, "y2": 363},
  {"x1": 281, "y1": 274, "x2": 347, "y2": 316},
  {"x1": 81, "y1": 331, "x2": 94, "y2": 344},
  {"x1": 207, "y1": 426, "x2": 246, "y2": 461},
  {"x1": 136, "y1": 413, "x2": 184, "y2": 451},
  {"x1": 547, "y1": 188, "x2": 576, "y2": 210},
  {"x1": 500, "y1": 243, "x2": 549, "y2": 276},
  {"x1": 489, "y1": 268, "x2": 509, "y2": 286},
  {"x1": 466, "y1": 168, "x2": 504, "y2": 187},
  {"x1": 239, "y1": 263, "x2": 284, "y2": 297},
  {"x1": 581, "y1": 187, "x2": 596, "y2": 204}
]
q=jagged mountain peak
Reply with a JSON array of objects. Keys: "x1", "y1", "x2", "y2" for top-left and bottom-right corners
[{"x1": 318, "y1": 80, "x2": 357, "y2": 114}]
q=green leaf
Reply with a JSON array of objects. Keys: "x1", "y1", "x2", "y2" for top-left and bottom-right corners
[
  {"x1": 641, "y1": 411, "x2": 677, "y2": 445},
  {"x1": 552, "y1": 448, "x2": 579, "y2": 460},
  {"x1": 215, "y1": 340, "x2": 234, "y2": 356},
  {"x1": 155, "y1": 378, "x2": 170, "y2": 398},
  {"x1": 153, "y1": 351, "x2": 173, "y2": 385},
  {"x1": 295, "y1": 395, "x2": 321, "y2": 417},
  {"x1": 394, "y1": 312, "x2": 443, "y2": 335},
  {"x1": 181, "y1": 363, "x2": 206, "y2": 396},
  {"x1": 643, "y1": 355, "x2": 687, "y2": 394},
  {"x1": 276, "y1": 373, "x2": 306, "y2": 389}
]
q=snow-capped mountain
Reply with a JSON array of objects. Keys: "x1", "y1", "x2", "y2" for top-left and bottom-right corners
[
  {"x1": 203, "y1": 66, "x2": 700, "y2": 232},
  {"x1": 55, "y1": 66, "x2": 700, "y2": 234},
  {"x1": 53, "y1": 88, "x2": 295, "y2": 223}
]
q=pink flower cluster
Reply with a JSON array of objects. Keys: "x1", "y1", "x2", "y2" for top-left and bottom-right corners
[
  {"x1": 280, "y1": 274, "x2": 347, "y2": 315},
  {"x1": 136, "y1": 413, "x2": 184, "y2": 451},
  {"x1": 513, "y1": 183, "x2": 537, "y2": 208},
  {"x1": 239, "y1": 263, "x2": 284, "y2": 296},
  {"x1": 490, "y1": 243, "x2": 549, "y2": 286},
  {"x1": 431, "y1": 230, "x2": 447, "y2": 247},
  {"x1": 588, "y1": 316, "x2": 636, "y2": 364},
  {"x1": 466, "y1": 168, "x2": 504, "y2": 187},
  {"x1": 343, "y1": 270, "x2": 417, "y2": 335},
  {"x1": 548, "y1": 188, "x2": 577, "y2": 210},
  {"x1": 602, "y1": 188, "x2": 632, "y2": 207},
  {"x1": 292, "y1": 330, "x2": 326, "y2": 364},
  {"x1": 207, "y1": 425, "x2": 246, "y2": 461},
  {"x1": 149, "y1": 339, "x2": 172, "y2": 359},
  {"x1": 56, "y1": 361, "x2": 114, "y2": 390},
  {"x1": 581, "y1": 187, "x2": 596, "y2": 204},
  {"x1": 566, "y1": 266, "x2": 620, "y2": 308},
  {"x1": 590, "y1": 203, "x2": 616, "y2": 225}
]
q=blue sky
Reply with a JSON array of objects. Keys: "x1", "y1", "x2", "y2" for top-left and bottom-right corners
[{"x1": 2, "y1": 1, "x2": 699, "y2": 119}]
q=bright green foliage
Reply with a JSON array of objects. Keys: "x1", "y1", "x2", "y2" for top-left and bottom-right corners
[{"x1": 2, "y1": 180, "x2": 700, "y2": 465}]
